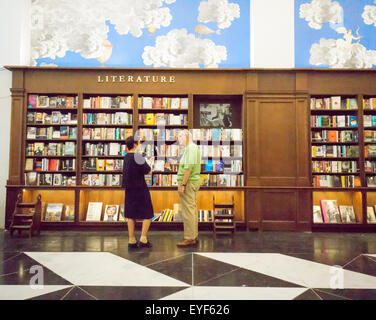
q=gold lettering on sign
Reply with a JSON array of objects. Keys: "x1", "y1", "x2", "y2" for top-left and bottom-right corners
[{"x1": 96, "y1": 74, "x2": 176, "y2": 83}]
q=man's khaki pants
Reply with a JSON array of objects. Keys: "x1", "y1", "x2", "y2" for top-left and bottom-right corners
[{"x1": 179, "y1": 181, "x2": 200, "y2": 240}]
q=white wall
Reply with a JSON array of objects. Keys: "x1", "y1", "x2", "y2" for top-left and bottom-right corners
[
  {"x1": 251, "y1": 0, "x2": 295, "y2": 68},
  {"x1": 0, "y1": 0, "x2": 30, "y2": 228}
]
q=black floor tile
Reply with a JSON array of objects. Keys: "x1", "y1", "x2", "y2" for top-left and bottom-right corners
[
  {"x1": 0, "y1": 253, "x2": 40, "y2": 277},
  {"x1": 198, "y1": 267, "x2": 303, "y2": 288},
  {"x1": 0, "y1": 254, "x2": 72, "y2": 286},
  {"x1": 293, "y1": 289, "x2": 321, "y2": 300},
  {"x1": 146, "y1": 254, "x2": 194, "y2": 285},
  {"x1": 315, "y1": 288, "x2": 376, "y2": 300},
  {"x1": 81, "y1": 286, "x2": 187, "y2": 300},
  {"x1": 343, "y1": 255, "x2": 376, "y2": 278},
  {"x1": 313, "y1": 289, "x2": 349, "y2": 300}
]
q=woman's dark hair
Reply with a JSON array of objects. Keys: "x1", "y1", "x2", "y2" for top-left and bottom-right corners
[{"x1": 125, "y1": 136, "x2": 138, "y2": 150}]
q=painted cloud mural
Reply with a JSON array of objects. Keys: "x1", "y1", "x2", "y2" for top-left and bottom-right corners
[
  {"x1": 298, "y1": 0, "x2": 376, "y2": 68},
  {"x1": 31, "y1": 0, "x2": 247, "y2": 68}
]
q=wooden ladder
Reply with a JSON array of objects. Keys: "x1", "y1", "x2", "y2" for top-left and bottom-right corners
[
  {"x1": 213, "y1": 195, "x2": 235, "y2": 235},
  {"x1": 9, "y1": 193, "x2": 42, "y2": 238}
]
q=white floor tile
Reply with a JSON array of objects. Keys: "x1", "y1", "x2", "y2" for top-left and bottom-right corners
[
  {"x1": 161, "y1": 286, "x2": 308, "y2": 300},
  {"x1": 25, "y1": 252, "x2": 190, "y2": 287},
  {"x1": 197, "y1": 253, "x2": 376, "y2": 289},
  {"x1": 0, "y1": 285, "x2": 72, "y2": 300}
]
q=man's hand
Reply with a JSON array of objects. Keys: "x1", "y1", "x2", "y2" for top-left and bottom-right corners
[{"x1": 178, "y1": 185, "x2": 185, "y2": 196}]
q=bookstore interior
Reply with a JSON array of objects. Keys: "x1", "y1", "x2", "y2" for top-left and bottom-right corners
[{"x1": 4, "y1": 66, "x2": 376, "y2": 233}]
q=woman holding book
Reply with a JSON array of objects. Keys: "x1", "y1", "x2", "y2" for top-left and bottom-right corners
[{"x1": 122, "y1": 136, "x2": 154, "y2": 248}]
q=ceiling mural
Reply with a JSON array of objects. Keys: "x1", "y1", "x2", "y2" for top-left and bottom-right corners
[
  {"x1": 296, "y1": 0, "x2": 376, "y2": 68},
  {"x1": 32, "y1": 0, "x2": 249, "y2": 68}
]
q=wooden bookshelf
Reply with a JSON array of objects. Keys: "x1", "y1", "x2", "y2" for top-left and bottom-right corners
[{"x1": 7, "y1": 67, "x2": 376, "y2": 232}]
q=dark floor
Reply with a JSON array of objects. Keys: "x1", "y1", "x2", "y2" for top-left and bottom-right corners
[{"x1": 1, "y1": 229, "x2": 376, "y2": 300}]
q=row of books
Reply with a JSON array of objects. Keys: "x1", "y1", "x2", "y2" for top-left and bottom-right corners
[
  {"x1": 27, "y1": 111, "x2": 77, "y2": 125},
  {"x1": 138, "y1": 97, "x2": 188, "y2": 109},
  {"x1": 42, "y1": 203, "x2": 75, "y2": 222},
  {"x1": 365, "y1": 131, "x2": 376, "y2": 142},
  {"x1": 198, "y1": 210, "x2": 214, "y2": 222},
  {"x1": 26, "y1": 142, "x2": 76, "y2": 157},
  {"x1": 314, "y1": 200, "x2": 376, "y2": 223},
  {"x1": 312, "y1": 161, "x2": 358, "y2": 174},
  {"x1": 310, "y1": 97, "x2": 357, "y2": 110},
  {"x1": 365, "y1": 145, "x2": 376, "y2": 157},
  {"x1": 84, "y1": 142, "x2": 126, "y2": 157},
  {"x1": 311, "y1": 145, "x2": 359, "y2": 158},
  {"x1": 201, "y1": 160, "x2": 242, "y2": 173},
  {"x1": 152, "y1": 209, "x2": 175, "y2": 222},
  {"x1": 199, "y1": 145, "x2": 242, "y2": 158},
  {"x1": 311, "y1": 115, "x2": 357, "y2": 128},
  {"x1": 82, "y1": 174, "x2": 121, "y2": 186},
  {"x1": 311, "y1": 130, "x2": 358, "y2": 143},
  {"x1": 25, "y1": 172, "x2": 76, "y2": 186},
  {"x1": 25, "y1": 158, "x2": 75, "y2": 172},
  {"x1": 191, "y1": 128, "x2": 242, "y2": 142},
  {"x1": 82, "y1": 128, "x2": 133, "y2": 140},
  {"x1": 141, "y1": 144, "x2": 184, "y2": 158},
  {"x1": 136, "y1": 128, "x2": 183, "y2": 141},
  {"x1": 144, "y1": 174, "x2": 244, "y2": 187},
  {"x1": 214, "y1": 209, "x2": 234, "y2": 223},
  {"x1": 138, "y1": 113, "x2": 188, "y2": 126},
  {"x1": 363, "y1": 98, "x2": 376, "y2": 110},
  {"x1": 82, "y1": 159, "x2": 123, "y2": 171},
  {"x1": 28, "y1": 95, "x2": 78, "y2": 109},
  {"x1": 83, "y1": 96, "x2": 133, "y2": 109},
  {"x1": 83, "y1": 113, "x2": 133, "y2": 125},
  {"x1": 27, "y1": 126, "x2": 77, "y2": 140},
  {"x1": 313, "y1": 175, "x2": 360, "y2": 188},
  {"x1": 85, "y1": 203, "x2": 126, "y2": 221},
  {"x1": 364, "y1": 115, "x2": 376, "y2": 127},
  {"x1": 365, "y1": 161, "x2": 376, "y2": 173}
]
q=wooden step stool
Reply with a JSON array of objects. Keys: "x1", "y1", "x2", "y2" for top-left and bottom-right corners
[
  {"x1": 213, "y1": 195, "x2": 236, "y2": 235},
  {"x1": 9, "y1": 193, "x2": 42, "y2": 238}
]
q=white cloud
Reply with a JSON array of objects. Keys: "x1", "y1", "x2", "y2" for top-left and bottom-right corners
[
  {"x1": 142, "y1": 29, "x2": 227, "y2": 68},
  {"x1": 30, "y1": 0, "x2": 176, "y2": 65},
  {"x1": 39, "y1": 63, "x2": 58, "y2": 67},
  {"x1": 198, "y1": 0, "x2": 240, "y2": 29},
  {"x1": 310, "y1": 37, "x2": 376, "y2": 68},
  {"x1": 299, "y1": 0, "x2": 343, "y2": 30},
  {"x1": 362, "y1": 4, "x2": 376, "y2": 27}
]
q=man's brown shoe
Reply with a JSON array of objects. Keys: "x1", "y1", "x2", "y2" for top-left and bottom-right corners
[{"x1": 177, "y1": 239, "x2": 197, "y2": 247}]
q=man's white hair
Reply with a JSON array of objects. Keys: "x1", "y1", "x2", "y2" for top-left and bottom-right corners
[{"x1": 178, "y1": 129, "x2": 193, "y2": 141}]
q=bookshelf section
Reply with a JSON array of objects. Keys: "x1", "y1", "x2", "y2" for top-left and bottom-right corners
[
  {"x1": 310, "y1": 95, "x2": 360, "y2": 188},
  {"x1": 25, "y1": 94, "x2": 78, "y2": 187}
]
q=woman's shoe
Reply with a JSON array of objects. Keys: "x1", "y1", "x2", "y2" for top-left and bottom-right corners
[
  {"x1": 128, "y1": 242, "x2": 139, "y2": 249},
  {"x1": 138, "y1": 241, "x2": 152, "y2": 248}
]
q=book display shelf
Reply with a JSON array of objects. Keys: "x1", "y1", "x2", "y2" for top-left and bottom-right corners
[
  {"x1": 6, "y1": 67, "x2": 376, "y2": 232},
  {"x1": 310, "y1": 95, "x2": 376, "y2": 230}
]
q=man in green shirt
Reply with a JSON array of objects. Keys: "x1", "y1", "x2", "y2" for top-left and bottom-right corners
[{"x1": 176, "y1": 130, "x2": 201, "y2": 247}]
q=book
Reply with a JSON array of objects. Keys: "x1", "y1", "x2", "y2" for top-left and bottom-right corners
[
  {"x1": 25, "y1": 172, "x2": 38, "y2": 185},
  {"x1": 63, "y1": 205, "x2": 75, "y2": 221},
  {"x1": 45, "y1": 203, "x2": 63, "y2": 222},
  {"x1": 339, "y1": 206, "x2": 356, "y2": 223},
  {"x1": 103, "y1": 204, "x2": 119, "y2": 222},
  {"x1": 86, "y1": 202, "x2": 103, "y2": 221},
  {"x1": 313, "y1": 205, "x2": 323, "y2": 223},
  {"x1": 368, "y1": 207, "x2": 376, "y2": 224},
  {"x1": 320, "y1": 200, "x2": 341, "y2": 223},
  {"x1": 118, "y1": 204, "x2": 126, "y2": 222}
]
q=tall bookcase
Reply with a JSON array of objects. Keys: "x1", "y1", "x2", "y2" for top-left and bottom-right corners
[{"x1": 310, "y1": 94, "x2": 376, "y2": 230}]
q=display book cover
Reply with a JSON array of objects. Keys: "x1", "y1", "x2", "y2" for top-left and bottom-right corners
[{"x1": 318, "y1": 200, "x2": 357, "y2": 223}]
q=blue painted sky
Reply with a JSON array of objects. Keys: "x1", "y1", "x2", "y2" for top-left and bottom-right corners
[
  {"x1": 36, "y1": 0, "x2": 250, "y2": 68},
  {"x1": 295, "y1": 0, "x2": 376, "y2": 68}
]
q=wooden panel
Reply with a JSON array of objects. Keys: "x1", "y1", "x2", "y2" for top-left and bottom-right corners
[
  {"x1": 297, "y1": 190, "x2": 312, "y2": 229},
  {"x1": 258, "y1": 72, "x2": 296, "y2": 92},
  {"x1": 260, "y1": 190, "x2": 297, "y2": 224},
  {"x1": 246, "y1": 99, "x2": 258, "y2": 185},
  {"x1": 296, "y1": 98, "x2": 310, "y2": 186},
  {"x1": 258, "y1": 100, "x2": 297, "y2": 184}
]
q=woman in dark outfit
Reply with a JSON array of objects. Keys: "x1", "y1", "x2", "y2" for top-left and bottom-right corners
[{"x1": 122, "y1": 136, "x2": 154, "y2": 248}]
